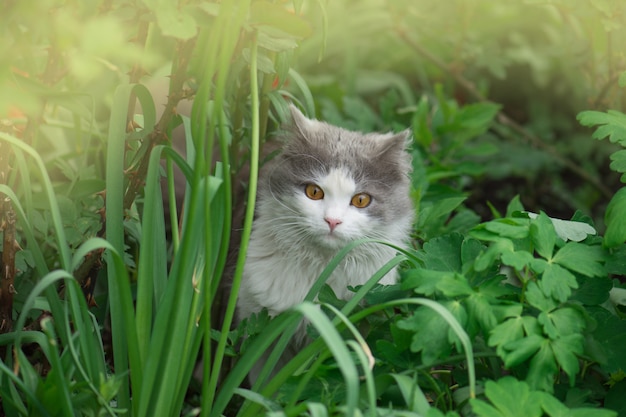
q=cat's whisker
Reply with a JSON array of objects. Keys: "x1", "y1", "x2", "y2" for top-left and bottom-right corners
[{"x1": 237, "y1": 105, "x2": 413, "y2": 384}]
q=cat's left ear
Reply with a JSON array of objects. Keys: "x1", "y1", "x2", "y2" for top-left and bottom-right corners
[{"x1": 379, "y1": 129, "x2": 412, "y2": 155}]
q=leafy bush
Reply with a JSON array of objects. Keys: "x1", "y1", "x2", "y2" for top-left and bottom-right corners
[{"x1": 1, "y1": 1, "x2": 625, "y2": 417}]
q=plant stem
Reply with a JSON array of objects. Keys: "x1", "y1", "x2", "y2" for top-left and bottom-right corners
[{"x1": 209, "y1": 29, "x2": 261, "y2": 403}]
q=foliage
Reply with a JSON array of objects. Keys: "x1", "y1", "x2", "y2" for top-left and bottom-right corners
[{"x1": 0, "y1": 1, "x2": 625, "y2": 417}]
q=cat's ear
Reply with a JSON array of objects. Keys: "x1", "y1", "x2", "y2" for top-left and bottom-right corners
[
  {"x1": 379, "y1": 129, "x2": 412, "y2": 155},
  {"x1": 377, "y1": 129, "x2": 413, "y2": 169},
  {"x1": 289, "y1": 104, "x2": 318, "y2": 137}
]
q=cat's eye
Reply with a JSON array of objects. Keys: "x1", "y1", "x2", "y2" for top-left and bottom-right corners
[
  {"x1": 351, "y1": 193, "x2": 371, "y2": 208},
  {"x1": 305, "y1": 183, "x2": 324, "y2": 200}
]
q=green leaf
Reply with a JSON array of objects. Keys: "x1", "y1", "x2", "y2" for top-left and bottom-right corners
[
  {"x1": 422, "y1": 232, "x2": 464, "y2": 272},
  {"x1": 390, "y1": 374, "x2": 431, "y2": 415},
  {"x1": 489, "y1": 316, "x2": 525, "y2": 352},
  {"x1": 609, "y1": 149, "x2": 626, "y2": 174},
  {"x1": 539, "y1": 263, "x2": 578, "y2": 302},
  {"x1": 527, "y1": 212, "x2": 596, "y2": 243},
  {"x1": 501, "y1": 334, "x2": 544, "y2": 368},
  {"x1": 604, "y1": 187, "x2": 626, "y2": 248},
  {"x1": 577, "y1": 110, "x2": 626, "y2": 146},
  {"x1": 526, "y1": 340, "x2": 557, "y2": 392},
  {"x1": 470, "y1": 377, "x2": 542, "y2": 417},
  {"x1": 438, "y1": 274, "x2": 474, "y2": 297},
  {"x1": 473, "y1": 239, "x2": 514, "y2": 271},
  {"x1": 451, "y1": 102, "x2": 502, "y2": 142},
  {"x1": 570, "y1": 275, "x2": 612, "y2": 305},
  {"x1": 420, "y1": 197, "x2": 468, "y2": 231},
  {"x1": 501, "y1": 249, "x2": 534, "y2": 270},
  {"x1": 530, "y1": 211, "x2": 556, "y2": 259},
  {"x1": 553, "y1": 242, "x2": 605, "y2": 277},
  {"x1": 538, "y1": 307, "x2": 586, "y2": 340},
  {"x1": 505, "y1": 195, "x2": 525, "y2": 217},
  {"x1": 466, "y1": 293, "x2": 497, "y2": 332},
  {"x1": 525, "y1": 281, "x2": 559, "y2": 311},
  {"x1": 484, "y1": 218, "x2": 530, "y2": 239},
  {"x1": 587, "y1": 306, "x2": 626, "y2": 373},
  {"x1": 401, "y1": 269, "x2": 454, "y2": 296},
  {"x1": 397, "y1": 301, "x2": 466, "y2": 365},
  {"x1": 551, "y1": 334, "x2": 583, "y2": 385}
]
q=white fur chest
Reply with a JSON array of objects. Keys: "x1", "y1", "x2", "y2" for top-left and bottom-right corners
[{"x1": 236, "y1": 221, "x2": 398, "y2": 320}]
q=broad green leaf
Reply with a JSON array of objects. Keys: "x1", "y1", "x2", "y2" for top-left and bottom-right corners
[
  {"x1": 529, "y1": 211, "x2": 556, "y2": 259},
  {"x1": 473, "y1": 239, "x2": 514, "y2": 271},
  {"x1": 501, "y1": 249, "x2": 534, "y2": 270},
  {"x1": 527, "y1": 212, "x2": 596, "y2": 242},
  {"x1": 466, "y1": 293, "x2": 497, "y2": 331},
  {"x1": 460, "y1": 237, "x2": 486, "y2": 268},
  {"x1": 525, "y1": 281, "x2": 558, "y2": 312},
  {"x1": 401, "y1": 269, "x2": 454, "y2": 296},
  {"x1": 420, "y1": 197, "x2": 468, "y2": 231},
  {"x1": 540, "y1": 390, "x2": 617, "y2": 417},
  {"x1": 489, "y1": 316, "x2": 524, "y2": 352},
  {"x1": 484, "y1": 218, "x2": 530, "y2": 239},
  {"x1": 604, "y1": 187, "x2": 626, "y2": 248},
  {"x1": 587, "y1": 306, "x2": 626, "y2": 373},
  {"x1": 526, "y1": 341, "x2": 557, "y2": 392},
  {"x1": 538, "y1": 307, "x2": 586, "y2": 340},
  {"x1": 552, "y1": 242, "x2": 605, "y2": 277},
  {"x1": 577, "y1": 110, "x2": 626, "y2": 146},
  {"x1": 470, "y1": 377, "x2": 542, "y2": 417},
  {"x1": 539, "y1": 263, "x2": 578, "y2": 302},
  {"x1": 551, "y1": 334, "x2": 583, "y2": 385},
  {"x1": 438, "y1": 274, "x2": 474, "y2": 297},
  {"x1": 422, "y1": 232, "x2": 464, "y2": 272},
  {"x1": 469, "y1": 400, "x2": 502, "y2": 417},
  {"x1": 397, "y1": 301, "x2": 466, "y2": 365},
  {"x1": 609, "y1": 149, "x2": 626, "y2": 174},
  {"x1": 549, "y1": 307, "x2": 586, "y2": 335},
  {"x1": 451, "y1": 102, "x2": 502, "y2": 143},
  {"x1": 397, "y1": 307, "x2": 451, "y2": 364},
  {"x1": 570, "y1": 275, "x2": 612, "y2": 305},
  {"x1": 456, "y1": 102, "x2": 501, "y2": 131},
  {"x1": 501, "y1": 334, "x2": 544, "y2": 368}
]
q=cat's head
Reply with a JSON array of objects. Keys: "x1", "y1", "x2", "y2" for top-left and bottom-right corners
[{"x1": 257, "y1": 105, "x2": 413, "y2": 251}]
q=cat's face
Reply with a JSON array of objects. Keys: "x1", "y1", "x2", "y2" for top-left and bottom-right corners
[{"x1": 257, "y1": 105, "x2": 413, "y2": 251}]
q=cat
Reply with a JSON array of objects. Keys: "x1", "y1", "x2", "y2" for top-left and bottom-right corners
[{"x1": 236, "y1": 105, "x2": 414, "y2": 383}]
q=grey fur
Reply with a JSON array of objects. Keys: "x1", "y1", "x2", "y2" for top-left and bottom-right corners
[{"x1": 237, "y1": 105, "x2": 414, "y2": 383}]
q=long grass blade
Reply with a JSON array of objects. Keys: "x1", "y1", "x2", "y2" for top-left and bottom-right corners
[{"x1": 104, "y1": 82, "x2": 136, "y2": 413}]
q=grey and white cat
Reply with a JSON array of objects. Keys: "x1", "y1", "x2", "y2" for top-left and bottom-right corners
[{"x1": 237, "y1": 105, "x2": 414, "y2": 381}]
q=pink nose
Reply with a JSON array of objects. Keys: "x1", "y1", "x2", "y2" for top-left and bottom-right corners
[{"x1": 325, "y1": 217, "x2": 342, "y2": 232}]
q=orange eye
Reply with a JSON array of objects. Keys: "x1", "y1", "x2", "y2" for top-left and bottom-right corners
[
  {"x1": 351, "y1": 193, "x2": 371, "y2": 208},
  {"x1": 305, "y1": 183, "x2": 324, "y2": 200}
]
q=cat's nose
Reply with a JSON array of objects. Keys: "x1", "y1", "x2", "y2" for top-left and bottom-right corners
[{"x1": 325, "y1": 217, "x2": 342, "y2": 232}]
